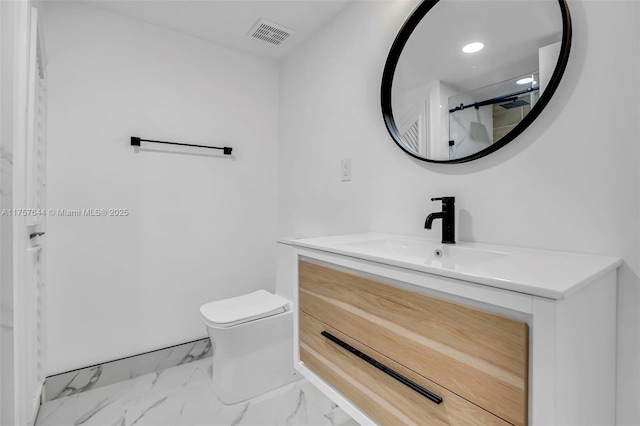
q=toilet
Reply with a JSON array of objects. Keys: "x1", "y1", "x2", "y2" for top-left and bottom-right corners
[{"x1": 199, "y1": 290, "x2": 298, "y2": 404}]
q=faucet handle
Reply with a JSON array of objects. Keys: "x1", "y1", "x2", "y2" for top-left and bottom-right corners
[{"x1": 431, "y1": 196, "x2": 455, "y2": 203}]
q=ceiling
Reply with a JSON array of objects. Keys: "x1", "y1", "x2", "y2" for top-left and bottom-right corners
[{"x1": 74, "y1": 0, "x2": 354, "y2": 59}]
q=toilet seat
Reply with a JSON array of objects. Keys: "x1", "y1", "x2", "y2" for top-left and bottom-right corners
[{"x1": 199, "y1": 290, "x2": 291, "y2": 328}]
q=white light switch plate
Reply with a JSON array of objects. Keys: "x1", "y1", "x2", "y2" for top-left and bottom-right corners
[{"x1": 341, "y1": 158, "x2": 351, "y2": 182}]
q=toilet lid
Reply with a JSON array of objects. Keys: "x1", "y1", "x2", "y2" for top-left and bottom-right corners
[{"x1": 200, "y1": 290, "x2": 291, "y2": 328}]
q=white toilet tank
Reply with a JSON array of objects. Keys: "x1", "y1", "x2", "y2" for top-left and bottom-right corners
[{"x1": 200, "y1": 290, "x2": 298, "y2": 404}]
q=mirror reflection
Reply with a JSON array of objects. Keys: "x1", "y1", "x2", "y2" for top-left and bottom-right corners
[{"x1": 390, "y1": 0, "x2": 564, "y2": 161}]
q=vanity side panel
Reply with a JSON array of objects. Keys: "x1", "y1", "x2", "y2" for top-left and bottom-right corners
[
  {"x1": 300, "y1": 312, "x2": 510, "y2": 426},
  {"x1": 530, "y1": 297, "x2": 557, "y2": 426},
  {"x1": 276, "y1": 242, "x2": 298, "y2": 302},
  {"x1": 300, "y1": 260, "x2": 528, "y2": 426},
  {"x1": 554, "y1": 272, "x2": 617, "y2": 425},
  {"x1": 276, "y1": 242, "x2": 300, "y2": 366}
]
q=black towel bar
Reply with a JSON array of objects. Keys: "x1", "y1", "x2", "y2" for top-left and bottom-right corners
[{"x1": 131, "y1": 137, "x2": 232, "y2": 155}]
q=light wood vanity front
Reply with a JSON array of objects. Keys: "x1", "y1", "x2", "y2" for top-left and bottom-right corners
[
  {"x1": 299, "y1": 260, "x2": 529, "y2": 426},
  {"x1": 300, "y1": 312, "x2": 510, "y2": 426}
]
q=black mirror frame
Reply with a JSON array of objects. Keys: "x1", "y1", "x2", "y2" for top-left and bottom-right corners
[{"x1": 381, "y1": 0, "x2": 572, "y2": 164}]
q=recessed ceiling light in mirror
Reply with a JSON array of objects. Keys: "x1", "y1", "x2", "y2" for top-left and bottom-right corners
[
  {"x1": 517, "y1": 77, "x2": 535, "y2": 85},
  {"x1": 462, "y1": 42, "x2": 484, "y2": 53}
]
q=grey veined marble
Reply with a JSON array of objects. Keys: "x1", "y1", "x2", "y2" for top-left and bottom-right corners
[
  {"x1": 35, "y1": 357, "x2": 357, "y2": 426},
  {"x1": 0, "y1": 152, "x2": 13, "y2": 198},
  {"x1": 42, "y1": 339, "x2": 212, "y2": 403}
]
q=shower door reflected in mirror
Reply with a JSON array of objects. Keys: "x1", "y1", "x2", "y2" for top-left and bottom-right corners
[
  {"x1": 383, "y1": 0, "x2": 571, "y2": 163},
  {"x1": 448, "y1": 71, "x2": 540, "y2": 160}
]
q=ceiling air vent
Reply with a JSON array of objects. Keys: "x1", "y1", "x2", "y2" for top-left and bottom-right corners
[{"x1": 248, "y1": 19, "x2": 294, "y2": 46}]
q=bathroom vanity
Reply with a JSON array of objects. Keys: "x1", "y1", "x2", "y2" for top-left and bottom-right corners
[{"x1": 277, "y1": 233, "x2": 621, "y2": 425}]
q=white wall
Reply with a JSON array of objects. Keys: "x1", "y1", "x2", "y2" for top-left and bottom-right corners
[
  {"x1": 539, "y1": 41, "x2": 562, "y2": 94},
  {"x1": 1, "y1": 2, "x2": 18, "y2": 422},
  {"x1": 279, "y1": 1, "x2": 639, "y2": 423},
  {"x1": 43, "y1": 2, "x2": 279, "y2": 375}
]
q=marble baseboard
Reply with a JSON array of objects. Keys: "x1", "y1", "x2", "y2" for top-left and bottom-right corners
[{"x1": 41, "y1": 338, "x2": 212, "y2": 403}]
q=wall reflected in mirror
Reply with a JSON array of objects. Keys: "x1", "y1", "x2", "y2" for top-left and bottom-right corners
[{"x1": 391, "y1": 0, "x2": 564, "y2": 161}]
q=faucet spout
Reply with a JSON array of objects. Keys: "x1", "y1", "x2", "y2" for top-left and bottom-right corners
[
  {"x1": 424, "y1": 196, "x2": 456, "y2": 244},
  {"x1": 424, "y1": 212, "x2": 444, "y2": 229}
]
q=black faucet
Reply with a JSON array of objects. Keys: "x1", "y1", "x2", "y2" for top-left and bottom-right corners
[{"x1": 425, "y1": 197, "x2": 455, "y2": 244}]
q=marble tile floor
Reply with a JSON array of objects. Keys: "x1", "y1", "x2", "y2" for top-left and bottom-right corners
[{"x1": 35, "y1": 357, "x2": 358, "y2": 426}]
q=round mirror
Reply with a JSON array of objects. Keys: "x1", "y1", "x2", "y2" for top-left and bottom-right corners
[{"x1": 381, "y1": 0, "x2": 572, "y2": 163}]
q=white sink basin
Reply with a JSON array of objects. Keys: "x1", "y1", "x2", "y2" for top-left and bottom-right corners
[
  {"x1": 283, "y1": 232, "x2": 621, "y2": 299},
  {"x1": 345, "y1": 238, "x2": 508, "y2": 266},
  {"x1": 345, "y1": 237, "x2": 440, "y2": 257}
]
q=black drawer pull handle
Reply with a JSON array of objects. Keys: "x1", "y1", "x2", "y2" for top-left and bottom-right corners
[{"x1": 320, "y1": 331, "x2": 443, "y2": 405}]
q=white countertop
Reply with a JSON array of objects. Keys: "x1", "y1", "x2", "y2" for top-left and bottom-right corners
[{"x1": 279, "y1": 233, "x2": 622, "y2": 299}]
